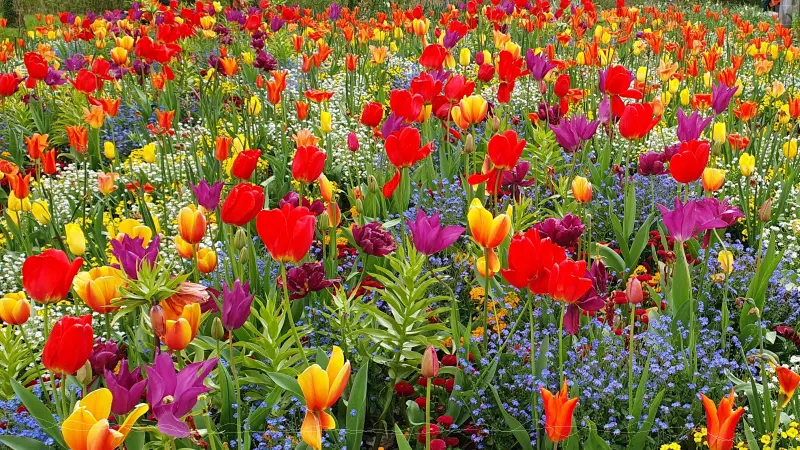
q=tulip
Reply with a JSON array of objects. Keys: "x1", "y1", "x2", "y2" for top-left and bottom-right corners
[
  {"x1": 231, "y1": 149, "x2": 261, "y2": 180},
  {"x1": 245, "y1": 95, "x2": 261, "y2": 115},
  {"x1": 31, "y1": 200, "x2": 51, "y2": 224},
  {"x1": 476, "y1": 249, "x2": 501, "y2": 278},
  {"x1": 114, "y1": 218, "x2": 154, "y2": 244},
  {"x1": 739, "y1": 153, "x2": 755, "y2": 177},
  {"x1": 0, "y1": 292, "x2": 31, "y2": 325},
  {"x1": 73, "y1": 266, "x2": 124, "y2": 314},
  {"x1": 256, "y1": 202, "x2": 316, "y2": 264},
  {"x1": 61, "y1": 388, "x2": 148, "y2": 450},
  {"x1": 197, "y1": 248, "x2": 217, "y2": 273},
  {"x1": 22, "y1": 249, "x2": 83, "y2": 304},
  {"x1": 467, "y1": 198, "x2": 511, "y2": 249},
  {"x1": 626, "y1": 278, "x2": 643, "y2": 304},
  {"x1": 175, "y1": 237, "x2": 195, "y2": 259},
  {"x1": 65, "y1": 223, "x2": 87, "y2": 256},
  {"x1": 407, "y1": 209, "x2": 465, "y2": 255},
  {"x1": 352, "y1": 222, "x2": 397, "y2": 257},
  {"x1": 702, "y1": 168, "x2": 725, "y2": 192},
  {"x1": 141, "y1": 142, "x2": 156, "y2": 163},
  {"x1": 277, "y1": 262, "x2": 340, "y2": 300},
  {"x1": 84, "y1": 105, "x2": 105, "y2": 128},
  {"x1": 105, "y1": 360, "x2": 147, "y2": 415},
  {"x1": 162, "y1": 302, "x2": 201, "y2": 351},
  {"x1": 221, "y1": 183, "x2": 264, "y2": 226},
  {"x1": 467, "y1": 130, "x2": 526, "y2": 186},
  {"x1": 320, "y1": 111, "x2": 332, "y2": 133},
  {"x1": 670, "y1": 140, "x2": 710, "y2": 184},
  {"x1": 190, "y1": 180, "x2": 223, "y2": 211},
  {"x1": 718, "y1": 250, "x2": 734, "y2": 274},
  {"x1": 459, "y1": 47, "x2": 471, "y2": 66},
  {"x1": 701, "y1": 390, "x2": 744, "y2": 450},
  {"x1": 42, "y1": 150, "x2": 57, "y2": 175},
  {"x1": 347, "y1": 132, "x2": 359, "y2": 151},
  {"x1": 110, "y1": 235, "x2": 160, "y2": 280},
  {"x1": 25, "y1": 133, "x2": 48, "y2": 159},
  {"x1": 776, "y1": 366, "x2": 800, "y2": 408},
  {"x1": 382, "y1": 127, "x2": 434, "y2": 198},
  {"x1": 783, "y1": 139, "x2": 798, "y2": 159},
  {"x1": 42, "y1": 315, "x2": 93, "y2": 374},
  {"x1": 215, "y1": 136, "x2": 232, "y2": 161},
  {"x1": 541, "y1": 379, "x2": 579, "y2": 443},
  {"x1": 618, "y1": 103, "x2": 660, "y2": 140},
  {"x1": 571, "y1": 176, "x2": 592, "y2": 203},
  {"x1": 712, "y1": 122, "x2": 726, "y2": 144},
  {"x1": 292, "y1": 146, "x2": 327, "y2": 184},
  {"x1": 7, "y1": 173, "x2": 31, "y2": 199},
  {"x1": 98, "y1": 172, "x2": 119, "y2": 195},
  {"x1": 221, "y1": 279, "x2": 254, "y2": 330},
  {"x1": 298, "y1": 346, "x2": 351, "y2": 450},
  {"x1": 178, "y1": 205, "x2": 206, "y2": 245},
  {"x1": 458, "y1": 95, "x2": 488, "y2": 124},
  {"x1": 360, "y1": 101, "x2": 384, "y2": 128}
]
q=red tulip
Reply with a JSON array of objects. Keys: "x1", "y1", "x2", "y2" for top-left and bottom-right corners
[
  {"x1": 383, "y1": 127, "x2": 434, "y2": 198},
  {"x1": 291, "y1": 146, "x2": 326, "y2": 184},
  {"x1": 389, "y1": 89, "x2": 423, "y2": 122},
  {"x1": 0, "y1": 73, "x2": 22, "y2": 97},
  {"x1": 22, "y1": 249, "x2": 83, "y2": 304},
  {"x1": 618, "y1": 103, "x2": 660, "y2": 140},
  {"x1": 419, "y1": 44, "x2": 447, "y2": 70},
  {"x1": 70, "y1": 69, "x2": 101, "y2": 94},
  {"x1": 256, "y1": 203, "x2": 316, "y2": 264},
  {"x1": 42, "y1": 315, "x2": 93, "y2": 374},
  {"x1": 548, "y1": 259, "x2": 593, "y2": 304},
  {"x1": 477, "y1": 64, "x2": 495, "y2": 82},
  {"x1": 467, "y1": 130, "x2": 526, "y2": 185},
  {"x1": 360, "y1": 101, "x2": 384, "y2": 128},
  {"x1": 554, "y1": 73, "x2": 571, "y2": 97},
  {"x1": 670, "y1": 140, "x2": 710, "y2": 184},
  {"x1": 603, "y1": 65, "x2": 643, "y2": 116},
  {"x1": 24, "y1": 52, "x2": 48, "y2": 81},
  {"x1": 231, "y1": 149, "x2": 262, "y2": 180},
  {"x1": 42, "y1": 150, "x2": 57, "y2": 175},
  {"x1": 221, "y1": 183, "x2": 264, "y2": 226}
]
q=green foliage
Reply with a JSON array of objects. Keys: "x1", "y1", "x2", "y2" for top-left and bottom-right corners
[{"x1": 0, "y1": 328, "x2": 38, "y2": 400}]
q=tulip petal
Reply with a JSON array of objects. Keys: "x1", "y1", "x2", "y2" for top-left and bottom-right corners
[
  {"x1": 300, "y1": 410, "x2": 322, "y2": 450},
  {"x1": 298, "y1": 364, "x2": 329, "y2": 411},
  {"x1": 325, "y1": 346, "x2": 344, "y2": 387},
  {"x1": 86, "y1": 419, "x2": 122, "y2": 450},
  {"x1": 326, "y1": 361, "x2": 351, "y2": 409},
  {"x1": 62, "y1": 407, "x2": 96, "y2": 450},
  {"x1": 79, "y1": 388, "x2": 113, "y2": 421},
  {"x1": 117, "y1": 403, "x2": 149, "y2": 443}
]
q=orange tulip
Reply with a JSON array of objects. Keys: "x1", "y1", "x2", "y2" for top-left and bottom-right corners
[
  {"x1": 174, "y1": 236, "x2": 196, "y2": 259},
  {"x1": 219, "y1": 57, "x2": 238, "y2": 76},
  {"x1": 459, "y1": 95, "x2": 488, "y2": 124},
  {"x1": 788, "y1": 96, "x2": 800, "y2": 119},
  {"x1": 298, "y1": 346, "x2": 351, "y2": 450},
  {"x1": 467, "y1": 198, "x2": 511, "y2": 249},
  {"x1": 215, "y1": 136, "x2": 232, "y2": 161},
  {"x1": 571, "y1": 176, "x2": 592, "y2": 203},
  {"x1": 776, "y1": 366, "x2": 800, "y2": 408},
  {"x1": 72, "y1": 266, "x2": 124, "y2": 314},
  {"x1": 97, "y1": 172, "x2": 118, "y2": 195},
  {"x1": 733, "y1": 101, "x2": 758, "y2": 121},
  {"x1": 701, "y1": 168, "x2": 725, "y2": 192},
  {"x1": 7, "y1": 173, "x2": 31, "y2": 200},
  {"x1": 84, "y1": 105, "x2": 105, "y2": 129},
  {"x1": 197, "y1": 247, "x2": 217, "y2": 273},
  {"x1": 0, "y1": 292, "x2": 31, "y2": 325},
  {"x1": 24, "y1": 133, "x2": 48, "y2": 160},
  {"x1": 178, "y1": 205, "x2": 206, "y2": 245},
  {"x1": 66, "y1": 125, "x2": 89, "y2": 153},
  {"x1": 541, "y1": 379, "x2": 579, "y2": 443},
  {"x1": 701, "y1": 390, "x2": 744, "y2": 450},
  {"x1": 161, "y1": 302, "x2": 201, "y2": 351}
]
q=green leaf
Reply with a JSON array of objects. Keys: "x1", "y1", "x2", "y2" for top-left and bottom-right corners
[
  {"x1": 584, "y1": 419, "x2": 612, "y2": 450},
  {"x1": 596, "y1": 244, "x2": 625, "y2": 274},
  {"x1": 11, "y1": 379, "x2": 67, "y2": 448},
  {"x1": 394, "y1": 424, "x2": 413, "y2": 450},
  {"x1": 628, "y1": 352, "x2": 652, "y2": 432},
  {"x1": 670, "y1": 245, "x2": 692, "y2": 328},
  {"x1": 126, "y1": 430, "x2": 145, "y2": 450},
  {"x1": 627, "y1": 389, "x2": 665, "y2": 450},
  {"x1": 406, "y1": 400, "x2": 425, "y2": 426},
  {"x1": 490, "y1": 386, "x2": 533, "y2": 450},
  {"x1": 627, "y1": 215, "x2": 654, "y2": 270},
  {"x1": 739, "y1": 236, "x2": 784, "y2": 349},
  {"x1": 267, "y1": 372, "x2": 304, "y2": 401},
  {"x1": 742, "y1": 421, "x2": 761, "y2": 450},
  {"x1": 623, "y1": 183, "x2": 636, "y2": 241},
  {"x1": 345, "y1": 362, "x2": 369, "y2": 450},
  {"x1": 0, "y1": 436, "x2": 52, "y2": 450}
]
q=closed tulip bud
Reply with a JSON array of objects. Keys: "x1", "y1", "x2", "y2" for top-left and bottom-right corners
[
  {"x1": 783, "y1": 139, "x2": 798, "y2": 159},
  {"x1": 636, "y1": 66, "x2": 647, "y2": 83},
  {"x1": 739, "y1": 152, "x2": 755, "y2": 177},
  {"x1": 465, "y1": 133, "x2": 475, "y2": 154},
  {"x1": 318, "y1": 212, "x2": 330, "y2": 231},
  {"x1": 76, "y1": 360, "x2": 92, "y2": 386},
  {"x1": 668, "y1": 78, "x2": 680, "y2": 94},
  {"x1": 712, "y1": 122, "x2": 726, "y2": 144},
  {"x1": 347, "y1": 132, "x2": 359, "y2": 151},
  {"x1": 178, "y1": 205, "x2": 206, "y2": 244},
  {"x1": 233, "y1": 228, "x2": 248, "y2": 250},
  {"x1": 571, "y1": 176, "x2": 592, "y2": 203},
  {"x1": 718, "y1": 250, "x2": 734, "y2": 274},
  {"x1": 103, "y1": 141, "x2": 116, "y2": 159},
  {"x1": 239, "y1": 247, "x2": 250, "y2": 264},
  {"x1": 211, "y1": 316, "x2": 225, "y2": 340},
  {"x1": 150, "y1": 304, "x2": 166, "y2": 337},
  {"x1": 759, "y1": 198, "x2": 773, "y2": 223},
  {"x1": 421, "y1": 345, "x2": 440, "y2": 378},
  {"x1": 175, "y1": 236, "x2": 195, "y2": 259},
  {"x1": 459, "y1": 47, "x2": 471, "y2": 66},
  {"x1": 31, "y1": 200, "x2": 51, "y2": 225},
  {"x1": 65, "y1": 223, "x2": 86, "y2": 256},
  {"x1": 355, "y1": 199, "x2": 364, "y2": 215},
  {"x1": 320, "y1": 111, "x2": 332, "y2": 133},
  {"x1": 490, "y1": 116, "x2": 501, "y2": 133},
  {"x1": 701, "y1": 168, "x2": 725, "y2": 192},
  {"x1": 626, "y1": 278, "x2": 643, "y2": 304},
  {"x1": 679, "y1": 88, "x2": 690, "y2": 106},
  {"x1": 368, "y1": 175, "x2": 379, "y2": 193}
]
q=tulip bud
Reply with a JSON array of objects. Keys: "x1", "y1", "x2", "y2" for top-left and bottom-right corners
[
  {"x1": 783, "y1": 139, "x2": 798, "y2": 159},
  {"x1": 76, "y1": 360, "x2": 93, "y2": 386},
  {"x1": 320, "y1": 111, "x2": 332, "y2": 134},
  {"x1": 571, "y1": 176, "x2": 592, "y2": 203},
  {"x1": 459, "y1": 47, "x2": 471, "y2": 66},
  {"x1": 355, "y1": 199, "x2": 364, "y2": 215},
  {"x1": 421, "y1": 345, "x2": 440, "y2": 378},
  {"x1": 718, "y1": 250, "x2": 734, "y2": 274},
  {"x1": 347, "y1": 132, "x2": 359, "y2": 151},
  {"x1": 464, "y1": 133, "x2": 475, "y2": 154},
  {"x1": 211, "y1": 316, "x2": 225, "y2": 341},
  {"x1": 739, "y1": 152, "x2": 755, "y2": 177},
  {"x1": 150, "y1": 304, "x2": 166, "y2": 337},
  {"x1": 368, "y1": 175, "x2": 379, "y2": 193},
  {"x1": 239, "y1": 247, "x2": 250, "y2": 264},
  {"x1": 233, "y1": 228, "x2": 248, "y2": 249},
  {"x1": 712, "y1": 122, "x2": 726, "y2": 145},
  {"x1": 318, "y1": 212, "x2": 330, "y2": 231},
  {"x1": 759, "y1": 198, "x2": 773, "y2": 223},
  {"x1": 104, "y1": 141, "x2": 116, "y2": 159},
  {"x1": 626, "y1": 278, "x2": 643, "y2": 304},
  {"x1": 490, "y1": 116, "x2": 500, "y2": 133}
]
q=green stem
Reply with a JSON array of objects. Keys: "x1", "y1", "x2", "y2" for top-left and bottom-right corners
[
  {"x1": 280, "y1": 263, "x2": 309, "y2": 366},
  {"x1": 229, "y1": 336, "x2": 243, "y2": 450},
  {"x1": 558, "y1": 303, "x2": 566, "y2": 381},
  {"x1": 482, "y1": 247, "x2": 491, "y2": 354},
  {"x1": 19, "y1": 326, "x2": 51, "y2": 408},
  {"x1": 425, "y1": 380, "x2": 432, "y2": 450},
  {"x1": 627, "y1": 303, "x2": 636, "y2": 418}
]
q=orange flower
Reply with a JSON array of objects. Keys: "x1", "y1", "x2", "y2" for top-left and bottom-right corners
[
  {"x1": 541, "y1": 379, "x2": 579, "y2": 443},
  {"x1": 292, "y1": 129, "x2": 320, "y2": 147},
  {"x1": 177, "y1": 205, "x2": 206, "y2": 245},
  {"x1": 89, "y1": 96, "x2": 120, "y2": 117},
  {"x1": 701, "y1": 390, "x2": 744, "y2": 450},
  {"x1": 7, "y1": 173, "x2": 31, "y2": 199},
  {"x1": 266, "y1": 70, "x2": 288, "y2": 105},
  {"x1": 776, "y1": 366, "x2": 800, "y2": 408},
  {"x1": 219, "y1": 56, "x2": 238, "y2": 76},
  {"x1": 66, "y1": 125, "x2": 88, "y2": 153},
  {"x1": 161, "y1": 302, "x2": 201, "y2": 351},
  {"x1": 97, "y1": 172, "x2": 119, "y2": 195},
  {"x1": 733, "y1": 101, "x2": 758, "y2": 122},
  {"x1": 215, "y1": 136, "x2": 232, "y2": 161},
  {"x1": 467, "y1": 199, "x2": 511, "y2": 249},
  {"x1": 147, "y1": 109, "x2": 175, "y2": 135},
  {"x1": 726, "y1": 133, "x2": 750, "y2": 151},
  {"x1": 297, "y1": 346, "x2": 351, "y2": 450},
  {"x1": 296, "y1": 101, "x2": 310, "y2": 120},
  {"x1": 83, "y1": 105, "x2": 105, "y2": 129},
  {"x1": 788, "y1": 96, "x2": 800, "y2": 119},
  {"x1": 25, "y1": 133, "x2": 48, "y2": 160},
  {"x1": 345, "y1": 54, "x2": 358, "y2": 71}
]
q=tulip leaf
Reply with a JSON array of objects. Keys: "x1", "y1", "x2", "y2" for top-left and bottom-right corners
[
  {"x1": 10, "y1": 378, "x2": 67, "y2": 449},
  {"x1": 742, "y1": 421, "x2": 761, "y2": 450},
  {"x1": 669, "y1": 244, "x2": 692, "y2": 328},
  {"x1": 406, "y1": 400, "x2": 425, "y2": 426},
  {"x1": 596, "y1": 244, "x2": 625, "y2": 274},
  {"x1": 584, "y1": 419, "x2": 612, "y2": 450},
  {"x1": 267, "y1": 371, "x2": 305, "y2": 401},
  {"x1": 216, "y1": 356, "x2": 237, "y2": 439},
  {"x1": 490, "y1": 386, "x2": 533, "y2": 450},
  {"x1": 739, "y1": 236, "x2": 783, "y2": 349},
  {"x1": 394, "y1": 424, "x2": 413, "y2": 450},
  {"x1": 345, "y1": 362, "x2": 369, "y2": 450},
  {"x1": 628, "y1": 351, "x2": 652, "y2": 433},
  {"x1": 626, "y1": 388, "x2": 665, "y2": 450},
  {"x1": 623, "y1": 183, "x2": 636, "y2": 240},
  {"x1": 627, "y1": 215, "x2": 654, "y2": 270},
  {"x1": 0, "y1": 436, "x2": 51, "y2": 450}
]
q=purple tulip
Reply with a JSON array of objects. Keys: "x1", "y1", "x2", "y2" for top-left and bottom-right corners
[
  {"x1": 145, "y1": 352, "x2": 218, "y2": 438},
  {"x1": 533, "y1": 214, "x2": 585, "y2": 248},
  {"x1": 254, "y1": 50, "x2": 278, "y2": 72},
  {"x1": 277, "y1": 262, "x2": 340, "y2": 300},
  {"x1": 501, "y1": 161, "x2": 536, "y2": 200},
  {"x1": 64, "y1": 54, "x2": 86, "y2": 73},
  {"x1": 658, "y1": 197, "x2": 742, "y2": 243},
  {"x1": 279, "y1": 191, "x2": 325, "y2": 216},
  {"x1": 328, "y1": 3, "x2": 342, "y2": 20},
  {"x1": 221, "y1": 280, "x2": 254, "y2": 331},
  {"x1": 442, "y1": 30, "x2": 462, "y2": 49},
  {"x1": 525, "y1": 50, "x2": 556, "y2": 81},
  {"x1": 711, "y1": 82, "x2": 738, "y2": 115},
  {"x1": 638, "y1": 151, "x2": 668, "y2": 176},
  {"x1": 598, "y1": 96, "x2": 612, "y2": 123},
  {"x1": 538, "y1": 101, "x2": 563, "y2": 125},
  {"x1": 89, "y1": 338, "x2": 122, "y2": 375},
  {"x1": 407, "y1": 210, "x2": 465, "y2": 256},
  {"x1": 381, "y1": 113, "x2": 408, "y2": 139},
  {"x1": 105, "y1": 360, "x2": 147, "y2": 416},
  {"x1": 270, "y1": 15, "x2": 285, "y2": 32},
  {"x1": 676, "y1": 108, "x2": 712, "y2": 142},
  {"x1": 44, "y1": 68, "x2": 67, "y2": 87},
  {"x1": 190, "y1": 180, "x2": 223, "y2": 211},
  {"x1": 353, "y1": 222, "x2": 397, "y2": 257},
  {"x1": 549, "y1": 114, "x2": 599, "y2": 153},
  {"x1": 110, "y1": 235, "x2": 160, "y2": 280}
]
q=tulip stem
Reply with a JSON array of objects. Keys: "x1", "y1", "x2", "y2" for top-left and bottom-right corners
[
  {"x1": 425, "y1": 379, "x2": 432, "y2": 450},
  {"x1": 60, "y1": 374, "x2": 69, "y2": 420},
  {"x1": 627, "y1": 304, "x2": 636, "y2": 418},
  {"x1": 558, "y1": 303, "x2": 565, "y2": 382},
  {"x1": 228, "y1": 336, "x2": 243, "y2": 450},
  {"x1": 280, "y1": 263, "x2": 309, "y2": 366},
  {"x1": 482, "y1": 247, "x2": 490, "y2": 354}
]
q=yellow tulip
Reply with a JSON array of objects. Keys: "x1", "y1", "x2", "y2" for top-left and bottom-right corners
[
  {"x1": 115, "y1": 218, "x2": 153, "y2": 245},
  {"x1": 31, "y1": 200, "x2": 51, "y2": 225},
  {"x1": 103, "y1": 141, "x2": 116, "y2": 159},
  {"x1": 572, "y1": 176, "x2": 592, "y2": 203},
  {"x1": 65, "y1": 223, "x2": 86, "y2": 256},
  {"x1": 298, "y1": 346, "x2": 351, "y2": 450},
  {"x1": 459, "y1": 95, "x2": 489, "y2": 124},
  {"x1": 320, "y1": 111, "x2": 332, "y2": 134},
  {"x1": 142, "y1": 142, "x2": 156, "y2": 163},
  {"x1": 246, "y1": 95, "x2": 262, "y2": 116},
  {"x1": 701, "y1": 168, "x2": 725, "y2": 192},
  {"x1": 476, "y1": 249, "x2": 500, "y2": 278},
  {"x1": 197, "y1": 247, "x2": 217, "y2": 274},
  {"x1": 636, "y1": 67, "x2": 647, "y2": 83},
  {"x1": 0, "y1": 292, "x2": 30, "y2": 325},
  {"x1": 73, "y1": 266, "x2": 124, "y2": 313},
  {"x1": 712, "y1": 122, "x2": 726, "y2": 145},
  {"x1": 739, "y1": 153, "x2": 755, "y2": 177},
  {"x1": 162, "y1": 302, "x2": 201, "y2": 351},
  {"x1": 703, "y1": 72, "x2": 712, "y2": 89},
  {"x1": 177, "y1": 205, "x2": 206, "y2": 245},
  {"x1": 175, "y1": 236, "x2": 196, "y2": 259},
  {"x1": 468, "y1": 198, "x2": 511, "y2": 249},
  {"x1": 668, "y1": 78, "x2": 680, "y2": 94},
  {"x1": 61, "y1": 388, "x2": 148, "y2": 450},
  {"x1": 459, "y1": 48, "x2": 471, "y2": 66},
  {"x1": 717, "y1": 250, "x2": 734, "y2": 275},
  {"x1": 679, "y1": 88, "x2": 690, "y2": 106},
  {"x1": 783, "y1": 139, "x2": 798, "y2": 159},
  {"x1": 8, "y1": 191, "x2": 31, "y2": 212}
]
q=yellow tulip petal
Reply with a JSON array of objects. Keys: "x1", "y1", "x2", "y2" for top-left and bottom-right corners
[
  {"x1": 62, "y1": 407, "x2": 96, "y2": 450},
  {"x1": 79, "y1": 388, "x2": 113, "y2": 422},
  {"x1": 319, "y1": 410, "x2": 336, "y2": 430},
  {"x1": 116, "y1": 403, "x2": 149, "y2": 443},
  {"x1": 326, "y1": 346, "x2": 344, "y2": 388},
  {"x1": 300, "y1": 410, "x2": 322, "y2": 450},
  {"x1": 86, "y1": 419, "x2": 121, "y2": 450},
  {"x1": 468, "y1": 203, "x2": 492, "y2": 248},
  {"x1": 326, "y1": 361, "x2": 351, "y2": 409},
  {"x1": 298, "y1": 364, "x2": 329, "y2": 411}
]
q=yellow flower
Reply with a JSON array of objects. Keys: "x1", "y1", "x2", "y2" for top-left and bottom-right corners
[
  {"x1": 784, "y1": 139, "x2": 798, "y2": 159},
  {"x1": 320, "y1": 111, "x2": 332, "y2": 134},
  {"x1": 0, "y1": 292, "x2": 30, "y2": 325},
  {"x1": 73, "y1": 266, "x2": 124, "y2": 314},
  {"x1": 668, "y1": 78, "x2": 680, "y2": 94},
  {"x1": 680, "y1": 88, "x2": 690, "y2": 106},
  {"x1": 572, "y1": 176, "x2": 592, "y2": 202},
  {"x1": 246, "y1": 95, "x2": 262, "y2": 116},
  {"x1": 459, "y1": 48, "x2": 471, "y2": 66},
  {"x1": 712, "y1": 122, "x2": 726, "y2": 144},
  {"x1": 114, "y1": 218, "x2": 153, "y2": 245},
  {"x1": 718, "y1": 250, "x2": 734, "y2": 274},
  {"x1": 297, "y1": 347, "x2": 351, "y2": 450},
  {"x1": 141, "y1": 142, "x2": 156, "y2": 164},
  {"x1": 65, "y1": 223, "x2": 86, "y2": 256},
  {"x1": 31, "y1": 200, "x2": 51, "y2": 225},
  {"x1": 103, "y1": 141, "x2": 116, "y2": 159},
  {"x1": 162, "y1": 302, "x2": 201, "y2": 351},
  {"x1": 468, "y1": 198, "x2": 511, "y2": 249},
  {"x1": 7, "y1": 191, "x2": 31, "y2": 212},
  {"x1": 83, "y1": 105, "x2": 105, "y2": 129},
  {"x1": 61, "y1": 388, "x2": 148, "y2": 450},
  {"x1": 739, "y1": 153, "x2": 755, "y2": 177},
  {"x1": 702, "y1": 168, "x2": 725, "y2": 192}
]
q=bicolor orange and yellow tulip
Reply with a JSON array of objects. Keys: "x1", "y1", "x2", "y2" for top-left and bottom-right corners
[
  {"x1": 61, "y1": 388, "x2": 148, "y2": 450},
  {"x1": 297, "y1": 346, "x2": 351, "y2": 450},
  {"x1": 468, "y1": 198, "x2": 511, "y2": 249}
]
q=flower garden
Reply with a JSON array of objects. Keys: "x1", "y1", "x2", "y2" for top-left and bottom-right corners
[{"x1": 2, "y1": 0, "x2": 800, "y2": 449}]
